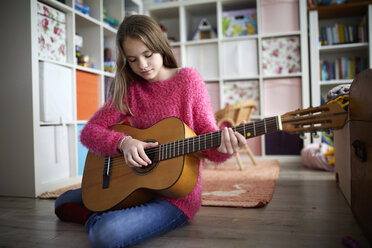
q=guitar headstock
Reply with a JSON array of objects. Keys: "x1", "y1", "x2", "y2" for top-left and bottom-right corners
[{"x1": 281, "y1": 102, "x2": 348, "y2": 134}]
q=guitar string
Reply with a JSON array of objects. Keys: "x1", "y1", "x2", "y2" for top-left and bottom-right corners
[
  {"x1": 141, "y1": 117, "x2": 278, "y2": 157},
  {"x1": 105, "y1": 118, "x2": 280, "y2": 168}
]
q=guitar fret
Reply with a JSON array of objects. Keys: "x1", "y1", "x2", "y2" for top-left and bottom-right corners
[
  {"x1": 160, "y1": 145, "x2": 163, "y2": 161},
  {"x1": 177, "y1": 140, "x2": 179, "y2": 157},
  {"x1": 253, "y1": 122, "x2": 256, "y2": 136},
  {"x1": 264, "y1": 119, "x2": 267, "y2": 133},
  {"x1": 173, "y1": 141, "x2": 175, "y2": 158},
  {"x1": 158, "y1": 146, "x2": 161, "y2": 162}
]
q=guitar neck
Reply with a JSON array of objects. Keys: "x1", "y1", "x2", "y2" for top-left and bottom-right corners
[{"x1": 145, "y1": 116, "x2": 282, "y2": 163}]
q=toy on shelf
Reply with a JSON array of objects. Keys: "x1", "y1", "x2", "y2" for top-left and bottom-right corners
[
  {"x1": 75, "y1": 33, "x2": 94, "y2": 68},
  {"x1": 78, "y1": 54, "x2": 93, "y2": 68},
  {"x1": 103, "y1": 6, "x2": 119, "y2": 28},
  {"x1": 191, "y1": 18, "x2": 217, "y2": 41},
  {"x1": 222, "y1": 9, "x2": 257, "y2": 37},
  {"x1": 75, "y1": 0, "x2": 90, "y2": 15},
  {"x1": 75, "y1": 34, "x2": 83, "y2": 63},
  {"x1": 104, "y1": 48, "x2": 116, "y2": 72}
]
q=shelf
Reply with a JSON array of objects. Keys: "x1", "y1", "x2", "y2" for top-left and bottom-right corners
[
  {"x1": 221, "y1": 35, "x2": 258, "y2": 42},
  {"x1": 320, "y1": 79, "x2": 353, "y2": 86},
  {"x1": 319, "y1": 42, "x2": 369, "y2": 52},
  {"x1": 0, "y1": 0, "x2": 144, "y2": 197},
  {"x1": 223, "y1": 75, "x2": 260, "y2": 81},
  {"x1": 263, "y1": 73, "x2": 303, "y2": 79},
  {"x1": 76, "y1": 65, "x2": 102, "y2": 75},
  {"x1": 75, "y1": 9, "x2": 101, "y2": 26},
  {"x1": 260, "y1": 31, "x2": 301, "y2": 38},
  {"x1": 39, "y1": 0, "x2": 74, "y2": 13},
  {"x1": 309, "y1": 1, "x2": 372, "y2": 19},
  {"x1": 185, "y1": 38, "x2": 218, "y2": 46},
  {"x1": 145, "y1": 0, "x2": 310, "y2": 156},
  {"x1": 38, "y1": 58, "x2": 74, "y2": 69},
  {"x1": 309, "y1": 3, "x2": 371, "y2": 111}
]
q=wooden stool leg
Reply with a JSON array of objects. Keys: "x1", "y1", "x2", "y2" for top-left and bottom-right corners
[
  {"x1": 244, "y1": 144, "x2": 257, "y2": 165},
  {"x1": 235, "y1": 152, "x2": 244, "y2": 170}
]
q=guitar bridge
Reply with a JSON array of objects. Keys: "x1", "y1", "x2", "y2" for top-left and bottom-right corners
[{"x1": 102, "y1": 156, "x2": 112, "y2": 189}]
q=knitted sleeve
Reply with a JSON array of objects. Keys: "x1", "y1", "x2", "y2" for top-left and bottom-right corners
[
  {"x1": 80, "y1": 98, "x2": 128, "y2": 156},
  {"x1": 186, "y1": 68, "x2": 232, "y2": 163}
]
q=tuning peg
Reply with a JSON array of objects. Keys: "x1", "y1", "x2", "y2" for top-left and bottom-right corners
[{"x1": 299, "y1": 132, "x2": 307, "y2": 139}]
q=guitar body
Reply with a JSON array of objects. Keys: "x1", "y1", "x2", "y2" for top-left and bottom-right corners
[{"x1": 82, "y1": 117, "x2": 200, "y2": 212}]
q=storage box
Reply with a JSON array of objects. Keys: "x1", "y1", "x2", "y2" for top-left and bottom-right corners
[
  {"x1": 260, "y1": 0, "x2": 299, "y2": 34},
  {"x1": 186, "y1": 43, "x2": 218, "y2": 79},
  {"x1": 222, "y1": 40, "x2": 258, "y2": 78},
  {"x1": 263, "y1": 78, "x2": 302, "y2": 116},
  {"x1": 37, "y1": 2, "x2": 67, "y2": 62},
  {"x1": 39, "y1": 126, "x2": 70, "y2": 184},
  {"x1": 76, "y1": 70, "x2": 100, "y2": 120},
  {"x1": 205, "y1": 82, "x2": 220, "y2": 113},
  {"x1": 223, "y1": 81, "x2": 260, "y2": 115},
  {"x1": 262, "y1": 36, "x2": 301, "y2": 76},
  {"x1": 39, "y1": 62, "x2": 74, "y2": 123},
  {"x1": 222, "y1": 9, "x2": 257, "y2": 37}
]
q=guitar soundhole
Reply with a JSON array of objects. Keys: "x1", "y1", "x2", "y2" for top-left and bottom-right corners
[
  {"x1": 132, "y1": 162, "x2": 159, "y2": 175},
  {"x1": 132, "y1": 139, "x2": 159, "y2": 175}
]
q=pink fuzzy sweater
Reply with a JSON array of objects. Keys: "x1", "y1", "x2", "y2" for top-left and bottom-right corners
[{"x1": 80, "y1": 67, "x2": 231, "y2": 220}]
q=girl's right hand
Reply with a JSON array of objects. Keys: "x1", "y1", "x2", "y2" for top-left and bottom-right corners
[{"x1": 121, "y1": 138, "x2": 158, "y2": 168}]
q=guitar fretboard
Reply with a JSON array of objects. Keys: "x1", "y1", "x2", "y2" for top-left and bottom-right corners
[{"x1": 145, "y1": 116, "x2": 281, "y2": 163}]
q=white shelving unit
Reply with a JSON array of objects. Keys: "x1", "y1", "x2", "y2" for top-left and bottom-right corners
[
  {"x1": 145, "y1": 0, "x2": 310, "y2": 156},
  {"x1": 0, "y1": 0, "x2": 142, "y2": 197},
  {"x1": 309, "y1": 2, "x2": 372, "y2": 107}
]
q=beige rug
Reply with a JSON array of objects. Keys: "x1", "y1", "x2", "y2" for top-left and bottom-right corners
[
  {"x1": 39, "y1": 159, "x2": 280, "y2": 208},
  {"x1": 202, "y1": 159, "x2": 280, "y2": 208}
]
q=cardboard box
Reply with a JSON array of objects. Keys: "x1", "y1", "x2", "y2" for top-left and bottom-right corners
[
  {"x1": 39, "y1": 62, "x2": 73, "y2": 123},
  {"x1": 222, "y1": 9, "x2": 257, "y2": 37},
  {"x1": 76, "y1": 70, "x2": 100, "y2": 120},
  {"x1": 37, "y1": 2, "x2": 67, "y2": 62}
]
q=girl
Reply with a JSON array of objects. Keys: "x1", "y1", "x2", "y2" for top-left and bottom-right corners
[{"x1": 55, "y1": 15, "x2": 247, "y2": 248}]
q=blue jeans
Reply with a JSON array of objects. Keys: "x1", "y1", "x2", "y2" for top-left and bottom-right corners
[{"x1": 55, "y1": 189, "x2": 188, "y2": 248}]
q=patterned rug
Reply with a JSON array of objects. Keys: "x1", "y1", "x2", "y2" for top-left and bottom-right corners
[
  {"x1": 202, "y1": 159, "x2": 280, "y2": 208},
  {"x1": 38, "y1": 159, "x2": 280, "y2": 208}
]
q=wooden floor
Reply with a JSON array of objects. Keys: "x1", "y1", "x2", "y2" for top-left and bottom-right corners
[{"x1": 0, "y1": 157, "x2": 370, "y2": 248}]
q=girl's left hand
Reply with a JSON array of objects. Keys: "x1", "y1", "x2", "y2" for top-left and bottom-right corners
[{"x1": 217, "y1": 127, "x2": 247, "y2": 154}]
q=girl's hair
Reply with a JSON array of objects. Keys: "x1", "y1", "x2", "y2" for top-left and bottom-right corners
[{"x1": 110, "y1": 14, "x2": 178, "y2": 115}]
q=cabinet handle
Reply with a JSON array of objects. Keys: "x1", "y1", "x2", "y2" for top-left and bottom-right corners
[{"x1": 352, "y1": 140, "x2": 367, "y2": 162}]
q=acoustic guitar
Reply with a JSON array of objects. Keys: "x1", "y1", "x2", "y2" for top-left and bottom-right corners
[{"x1": 82, "y1": 103, "x2": 347, "y2": 212}]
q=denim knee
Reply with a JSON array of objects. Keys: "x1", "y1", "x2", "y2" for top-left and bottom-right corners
[{"x1": 54, "y1": 188, "x2": 83, "y2": 209}]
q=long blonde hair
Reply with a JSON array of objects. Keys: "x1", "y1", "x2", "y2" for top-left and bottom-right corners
[{"x1": 110, "y1": 15, "x2": 178, "y2": 115}]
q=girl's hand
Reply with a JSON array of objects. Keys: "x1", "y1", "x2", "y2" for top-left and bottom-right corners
[
  {"x1": 217, "y1": 127, "x2": 247, "y2": 154},
  {"x1": 120, "y1": 138, "x2": 158, "y2": 167}
]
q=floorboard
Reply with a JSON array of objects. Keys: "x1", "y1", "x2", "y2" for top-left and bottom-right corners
[{"x1": 0, "y1": 157, "x2": 370, "y2": 248}]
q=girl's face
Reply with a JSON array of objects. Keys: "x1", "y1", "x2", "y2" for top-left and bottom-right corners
[{"x1": 123, "y1": 37, "x2": 165, "y2": 82}]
